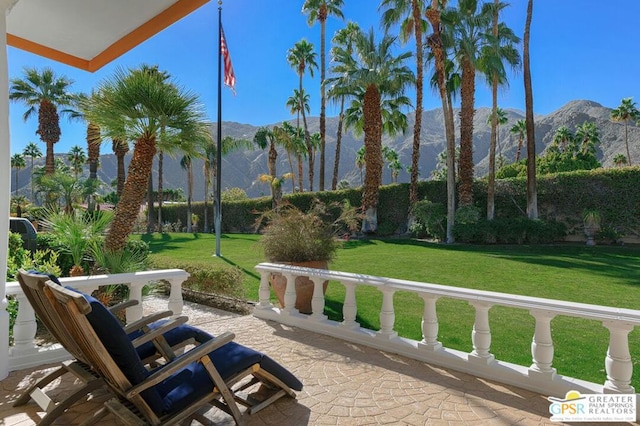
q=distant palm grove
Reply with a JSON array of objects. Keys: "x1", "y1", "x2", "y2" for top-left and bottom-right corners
[{"x1": 9, "y1": 0, "x2": 638, "y2": 247}]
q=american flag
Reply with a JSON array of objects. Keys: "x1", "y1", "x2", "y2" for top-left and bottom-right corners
[{"x1": 220, "y1": 25, "x2": 236, "y2": 95}]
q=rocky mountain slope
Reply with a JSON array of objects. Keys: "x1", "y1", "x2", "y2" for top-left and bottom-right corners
[{"x1": 12, "y1": 100, "x2": 640, "y2": 200}]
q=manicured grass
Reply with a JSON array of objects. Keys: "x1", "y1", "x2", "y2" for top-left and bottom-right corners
[{"x1": 137, "y1": 233, "x2": 640, "y2": 388}]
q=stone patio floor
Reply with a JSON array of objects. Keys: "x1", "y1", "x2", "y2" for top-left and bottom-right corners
[{"x1": 0, "y1": 296, "x2": 607, "y2": 425}]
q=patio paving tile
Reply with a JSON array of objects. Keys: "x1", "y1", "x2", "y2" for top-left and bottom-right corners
[{"x1": 0, "y1": 295, "x2": 604, "y2": 425}]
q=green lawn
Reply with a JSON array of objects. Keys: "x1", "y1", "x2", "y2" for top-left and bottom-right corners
[{"x1": 138, "y1": 232, "x2": 640, "y2": 388}]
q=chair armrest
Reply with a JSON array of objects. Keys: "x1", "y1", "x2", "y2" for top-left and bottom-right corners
[
  {"x1": 127, "y1": 332, "x2": 235, "y2": 397},
  {"x1": 107, "y1": 299, "x2": 138, "y2": 314},
  {"x1": 129, "y1": 316, "x2": 189, "y2": 348},
  {"x1": 123, "y1": 311, "x2": 174, "y2": 334}
]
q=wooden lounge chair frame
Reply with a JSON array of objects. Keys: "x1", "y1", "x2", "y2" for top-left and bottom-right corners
[
  {"x1": 13, "y1": 270, "x2": 195, "y2": 425},
  {"x1": 41, "y1": 279, "x2": 300, "y2": 425}
]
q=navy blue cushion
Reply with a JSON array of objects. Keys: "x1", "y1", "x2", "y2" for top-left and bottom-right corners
[{"x1": 129, "y1": 321, "x2": 213, "y2": 360}]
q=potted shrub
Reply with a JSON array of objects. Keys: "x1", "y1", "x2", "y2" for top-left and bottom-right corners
[
  {"x1": 258, "y1": 200, "x2": 359, "y2": 314},
  {"x1": 582, "y1": 209, "x2": 601, "y2": 246}
]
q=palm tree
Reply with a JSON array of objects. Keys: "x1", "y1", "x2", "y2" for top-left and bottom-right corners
[
  {"x1": 442, "y1": 0, "x2": 494, "y2": 207},
  {"x1": 613, "y1": 153, "x2": 627, "y2": 167},
  {"x1": 23, "y1": 141, "x2": 42, "y2": 203},
  {"x1": 85, "y1": 66, "x2": 208, "y2": 252},
  {"x1": 303, "y1": 0, "x2": 345, "y2": 191},
  {"x1": 285, "y1": 88, "x2": 310, "y2": 191},
  {"x1": 510, "y1": 119, "x2": 526, "y2": 161},
  {"x1": 11, "y1": 153, "x2": 25, "y2": 196},
  {"x1": 67, "y1": 145, "x2": 86, "y2": 180},
  {"x1": 575, "y1": 121, "x2": 600, "y2": 157},
  {"x1": 328, "y1": 21, "x2": 360, "y2": 190},
  {"x1": 611, "y1": 97, "x2": 639, "y2": 166},
  {"x1": 180, "y1": 154, "x2": 195, "y2": 232},
  {"x1": 9, "y1": 67, "x2": 74, "y2": 175},
  {"x1": 280, "y1": 121, "x2": 304, "y2": 193},
  {"x1": 481, "y1": 0, "x2": 520, "y2": 220},
  {"x1": 254, "y1": 127, "x2": 280, "y2": 208},
  {"x1": 287, "y1": 39, "x2": 318, "y2": 191},
  {"x1": 380, "y1": 0, "x2": 426, "y2": 209},
  {"x1": 524, "y1": 0, "x2": 537, "y2": 219},
  {"x1": 426, "y1": 0, "x2": 456, "y2": 243},
  {"x1": 325, "y1": 28, "x2": 414, "y2": 232}
]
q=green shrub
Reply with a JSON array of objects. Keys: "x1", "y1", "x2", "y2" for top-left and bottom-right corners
[
  {"x1": 411, "y1": 200, "x2": 446, "y2": 240},
  {"x1": 150, "y1": 259, "x2": 245, "y2": 300}
]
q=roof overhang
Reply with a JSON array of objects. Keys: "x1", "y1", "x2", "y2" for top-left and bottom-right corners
[{"x1": 6, "y1": 0, "x2": 210, "y2": 72}]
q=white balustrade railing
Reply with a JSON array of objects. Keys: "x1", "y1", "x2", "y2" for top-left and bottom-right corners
[
  {"x1": 5, "y1": 269, "x2": 189, "y2": 372},
  {"x1": 254, "y1": 262, "x2": 640, "y2": 398}
]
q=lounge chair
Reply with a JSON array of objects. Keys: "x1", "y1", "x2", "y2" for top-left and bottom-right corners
[
  {"x1": 13, "y1": 270, "x2": 208, "y2": 425},
  {"x1": 41, "y1": 278, "x2": 302, "y2": 425}
]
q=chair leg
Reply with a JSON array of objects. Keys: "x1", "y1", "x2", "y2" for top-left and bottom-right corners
[
  {"x1": 12, "y1": 365, "x2": 67, "y2": 408},
  {"x1": 201, "y1": 356, "x2": 245, "y2": 426},
  {"x1": 38, "y1": 377, "x2": 105, "y2": 426}
]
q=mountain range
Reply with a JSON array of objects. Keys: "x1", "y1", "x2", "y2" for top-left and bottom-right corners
[{"x1": 11, "y1": 100, "x2": 640, "y2": 201}]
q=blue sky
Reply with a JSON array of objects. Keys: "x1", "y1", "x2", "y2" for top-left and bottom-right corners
[{"x1": 7, "y1": 0, "x2": 640, "y2": 155}]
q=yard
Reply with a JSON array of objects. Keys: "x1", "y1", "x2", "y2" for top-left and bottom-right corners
[{"x1": 139, "y1": 232, "x2": 640, "y2": 388}]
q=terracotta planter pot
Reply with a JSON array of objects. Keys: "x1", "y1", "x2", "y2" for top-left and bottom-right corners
[{"x1": 269, "y1": 260, "x2": 328, "y2": 314}]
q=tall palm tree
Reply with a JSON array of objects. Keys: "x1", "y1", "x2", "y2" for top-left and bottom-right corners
[
  {"x1": 287, "y1": 39, "x2": 318, "y2": 191},
  {"x1": 23, "y1": 141, "x2": 42, "y2": 203},
  {"x1": 303, "y1": 0, "x2": 345, "y2": 191},
  {"x1": 280, "y1": 121, "x2": 304, "y2": 193},
  {"x1": 254, "y1": 127, "x2": 280, "y2": 207},
  {"x1": 11, "y1": 154, "x2": 25, "y2": 196},
  {"x1": 85, "y1": 66, "x2": 208, "y2": 252},
  {"x1": 328, "y1": 21, "x2": 361, "y2": 190},
  {"x1": 575, "y1": 121, "x2": 600, "y2": 157},
  {"x1": 282, "y1": 122, "x2": 307, "y2": 192},
  {"x1": 9, "y1": 67, "x2": 74, "y2": 175},
  {"x1": 326, "y1": 28, "x2": 414, "y2": 232},
  {"x1": 510, "y1": 118, "x2": 526, "y2": 161},
  {"x1": 426, "y1": 0, "x2": 456, "y2": 243},
  {"x1": 442, "y1": 0, "x2": 494, "y2": 207},
  {"x1": 611, "y1": 97, "x2": 639, "y2": 166},
  {"x1": 524, "y1": 0, "x2": 537, "y2": 219},
  {"x1": 67, "y1": 145, "x2": 86, "y2": 180},
  {"x1": 380, "y1": 0, "x2": 426, "y2": 209},
  {"x1": 285, "y1": 88, "x2": 310, "y2": 191},
  {"x1": 481, "y1": 2, "x2": 520, "y2": 220},
  {"x1": 355, "y1": 145, "x2": 366, "y2": 185}
]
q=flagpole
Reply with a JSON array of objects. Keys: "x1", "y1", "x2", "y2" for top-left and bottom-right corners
[{"x1": 214, "y1": 0, "x2": 223, "y2": 257}]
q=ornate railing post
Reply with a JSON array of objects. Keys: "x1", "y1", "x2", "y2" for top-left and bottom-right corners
[
  {"x1": 127, "y1": 281, "x2": 144, "y2": 323},
  {"x1": 469, "y1": 301, "x2": 494, "y2": 364},
  {"x1": 166, "y1": 277, "x2": 186, "y2": 316},
  {"x1": 528, "y1": 310, "x2": 556, "y2": 380},
  {"x1": 256, "y1": 272, "x2": 273, "y2": 309},
  {"x1": 376, "y1": 289, "x2": 397, "y2": 339},
  {"x1": 310, "y1": 276, "x2": 327, "y2": 322},
  {"x1": 10, "y1": 294, "x2": 37, "y2": 355},
  {"x1": 603, "y1": 321, "x2": 635, "y2": 394},
  {"x1": 340, "y1": 281, "x2": 358, "y2": 330},
  {"x1": 282, "y1": 273, "x2": 297, "y2": 315},
  {"x1": 418, "y1": 295, "x2": 442, "y2": 351}
]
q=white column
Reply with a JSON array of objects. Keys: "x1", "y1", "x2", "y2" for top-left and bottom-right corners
[
  {"x1": 9, "y1": 294, "x2": 37, "y2": 354},
  {"x1": 166, "y1": 276, "x2": 186, "y2": 316},
  {"x1": 309, "y1": 276, "x2": 327, "y2": 322},
  {"x1": 339, "y1": 281, "x2": 358, "y2": 330},
  {"x1": 126, "y1": 281, "x2": 144, "y2": 323},
  {"x1": 529, "y1": 310, "x2": 556, "y2": 380},
  {"x1": 418, "y1": 295, "x2": 442, "y2": 351},
  {"x1": 603, "y1": 321, "x2": 635, "y2": 394},
  {"x1": 281, "y1": 273, "x2": 296, "y2": 315},
  {"x1": 0, "y1": 2, "x2": 14, "y2": 381},
  {"x1": 376, "y1": 288, "x2": 397, "y2": 339},
  {"x1": 256, "y1": 272, "x2": 273, "y2": 309},
  {"x1": 468, "y1": 301, "x2": 495, "y2": 365}
]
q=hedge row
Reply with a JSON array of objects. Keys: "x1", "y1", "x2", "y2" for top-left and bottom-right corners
[{"x1": 156, "y1": 167, "x2": 640, "y2": 238}]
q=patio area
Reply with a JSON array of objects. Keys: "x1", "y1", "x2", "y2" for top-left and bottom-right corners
[{"x1": 0, "y1": 295, "x2": 559, "y2": 425}]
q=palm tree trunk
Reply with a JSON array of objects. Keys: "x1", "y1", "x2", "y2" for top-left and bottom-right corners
[
  {"x1": 409, "y1": 0, "x2": 424, "y2": 209},
  {"x1": 299, "y1": 78, "x2": 314, "y2": 192},
  {"x1": 319, "y1": 17, "x2": 327, "y2": 191},
  {"x1": 362, "y1": 85, "x2": 383, "y2": 233},
  {"x1": 186, "y1": 162, "x2": 193, "y2": 232},
  {"x1": 106, "y1": 135, "x2": 156, "y2": 252},
  {"x1": 203, "y1": 162, "x2": 211, "y2": 233},
  {"x1": 157, "y1": 151, "x2": 164, "y2": 229},
  {"x1": 268, "y1": 143, "x2": 278, "y2": 208},
  {"x1": 625, "y1": 122, "x2": 632, "y2": 165},
  {"x1": 524, "y1": 0, "x2": 538, "y2": 219},
  {"x1": 38, "y1": 100, "x2": 60, "y2": 176},
  {"x1": 146, "y1": 172, "x2": 155, "y2": 233},
  {"x1": 458, "y1": 57, "x2": 476, "y2": 207},
  {"x1": 332, "y1": 96, "x2": 346, "y2": 190},
  {"x1": 427, "y1": 4, "x2": 456, "y2": 243}
]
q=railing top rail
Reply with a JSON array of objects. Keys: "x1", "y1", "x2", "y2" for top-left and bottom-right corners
[
  {"x1": 6, "y1": 268, "x2": 189, "y2": 296},
  {"x1": 256, "y1": 262, "x2": 640, "y2": 324}
]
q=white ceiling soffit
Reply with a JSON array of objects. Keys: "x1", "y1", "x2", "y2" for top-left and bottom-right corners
[{"x1": 6, "y1": 0, "x2": 209, "y2": 72}]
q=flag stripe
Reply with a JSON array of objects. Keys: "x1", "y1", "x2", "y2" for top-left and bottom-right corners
[{"x1": 220, "y1": 25, "x2": 236, "y2": 95}]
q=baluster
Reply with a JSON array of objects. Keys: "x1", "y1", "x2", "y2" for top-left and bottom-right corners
[
  {"x1": 376, "y1": 289, "x2": 397, "y2": 339},
  {"x1": 340, "y1": 282, "x2": 358, "y2": 330},
  {"x1": 282, "y1": 273, "x2": 297, "y2": 315},
  {"x1": 528, "y1": 310, "x2": 556, "y2": 379},
  {"x1": 603, "y1": 321, "x2": 635, "y2": 394},
  {"x1": 167, "y1": 277, "x2": 186, "y2": 316},
  {"x1": 309, "y1": 277, "x2": 327, "y2": 322},
  {"x1": 469, "y1": 301, "x2": 494, "y2": 365},
  {"x1": 11, "y1": 294, "x2": 37, "y2": 354},
  {"x1": 127, "y1": 282, "x2": 144, "y2": 323},
  {"x1": 256, "y1": 272, "x2": 273, "y2": 309},
  {"x1": 418, "y1": 295, "x2": 442, "y2": 351}
]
